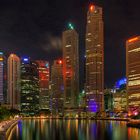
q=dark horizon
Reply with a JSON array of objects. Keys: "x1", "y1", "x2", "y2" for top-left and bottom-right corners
[{"x1": 0, "y1": 0, "x2": 140, "y2": 89}]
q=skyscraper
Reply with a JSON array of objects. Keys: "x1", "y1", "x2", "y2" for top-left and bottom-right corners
[
  {"x1": 7, "y1": 54, "x2": 20, "y2": 109},
  {"x1": 62, "y1": 24, "x2": 79, "y2": 108},
  {"x1": 0, "y1": 52, "x2": 6, "y2": 104},
  {"x1": 21, "y1": 58, "x2": 39, "y2": 115},
  {"x1": 36, "y1": 60, "x2": 50, "y2": 110},
  {"x1": 85, "y1": 4, "x2": 104, "y2": 113},
  {"x1": 51, "y1": 60, "x2": 64, "y2": 114},
  {"x1": 126, "y1": 36, "x2": 140, "y2": 114}
]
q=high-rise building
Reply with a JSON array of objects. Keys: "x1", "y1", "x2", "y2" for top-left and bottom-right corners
[
  {"x1": 62, "y1": 24, "x2": 79, "y2": 108},
  {"x1": 21, "y1": 58, "x2": 39, "y2": 115},
  {"x1": 36, "y1": 60, "x2": 50, "y2": 110},
  {"x1": 85, "y1": 4, "x2": 104, "y2": 113},
  {"x1": 126, "y1": 36, "x2": 140, "y2": 114},
  {"x1": 104, "y1": 89, "x2": 113, "y2": 112},
  {"x1": 7, "y1": 54, "x2": 20, "y2": 109},
  {"x1": 51, "y1": 60, "x2": 64, "y2": 114},
  {"x1": 0, "y1": 52, "x2": 6, "y2": 104}
]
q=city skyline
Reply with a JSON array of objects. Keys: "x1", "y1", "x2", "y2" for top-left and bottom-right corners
[
  {"x1": 0, "y1": 1, "x2": 140, "y2": 88},
  {"x1": 1, "y1": 1, "x2": 140, "y2": 140}
]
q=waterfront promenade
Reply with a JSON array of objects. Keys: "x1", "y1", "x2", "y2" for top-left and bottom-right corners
[{"x1": 0, "y1": 119, "x2": 18, "y2": 140}]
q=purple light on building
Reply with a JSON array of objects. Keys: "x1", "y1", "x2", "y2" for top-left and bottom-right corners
[{"x1": 88, "y1": 99, "x2": 99, "y2": 112}]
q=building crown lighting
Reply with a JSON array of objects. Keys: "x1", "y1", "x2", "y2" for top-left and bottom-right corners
[
  {"x1": 128, "y1": 37, "x2": 138, "y2": 43},
  {"x1": 68, "y1": 23, "x2": 74, "y2": 30},
  {"x1": 57, "y1": 60, "x2": 62, "y2": 64},
  {"x1": 90, "y1": 5, "x2": 95, "y2": 12},
  {"x1": 23, "y1": 58, "x2": 29, "y2": 62}
]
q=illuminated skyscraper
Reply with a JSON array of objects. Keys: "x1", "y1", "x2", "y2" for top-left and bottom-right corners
[
  {"x1": 21, "y1": 58, "x2": 39, "y2": 115},
  {"x1": 62, "y1": 24, "x2": 79, "y2": 108},
  {"x1": 126, "y1": 36, "x2": 140, "y2": 113},
  {"x1": 85, "y1": 4, "x2": 104, "y2": 113},
  {"x1": 36, "y1": 60, "x2": 50, "y2": 110},
  {"x1": 7, "y1": 54, "x2": 20, "y2": 109},
  {"x1": 51, "y1": 60, "x2": 64, "y2": 114},
  {"x1": 0, "y1": 52, "x2": 6, "y2": 104}
]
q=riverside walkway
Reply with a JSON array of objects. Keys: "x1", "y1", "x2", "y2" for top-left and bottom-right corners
[{"x1": 0, "y1": 119, "x2": 18, "y2": 140}]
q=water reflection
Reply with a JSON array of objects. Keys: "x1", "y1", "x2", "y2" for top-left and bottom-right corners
[{"x1": 9, "y1": 119, "x2": 140, "y2": 140}]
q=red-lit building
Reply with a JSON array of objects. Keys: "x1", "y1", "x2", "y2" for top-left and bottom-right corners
[{"x1": 36, "y1": 60, "x2": 50, "y2": 110}]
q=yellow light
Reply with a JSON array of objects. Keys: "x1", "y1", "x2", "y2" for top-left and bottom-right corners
[
  {"x1": 0, "y1": 58, "x2": 3, "y2": 61},
  {"x1": 11, "y1": 54, "x2": 14, "y2": 57},
  {"x1": 128, "y1": 37, "x2": 138, "y2": 43}
]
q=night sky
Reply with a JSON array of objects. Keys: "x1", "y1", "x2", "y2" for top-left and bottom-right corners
[{"x1": 0, "y1": 0, "x2": 140, "y2": 89}]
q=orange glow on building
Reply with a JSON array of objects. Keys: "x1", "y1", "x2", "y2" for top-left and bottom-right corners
[
  {"x1": 90, "y1": 5, "x2": 95, "y2": 11},
  {"x1": 126, "y1": 36, "x2": 140, "y2": 112},
  {"x1": 58, "y1": 60, "x2": 62, "y2": 64},
  {"x1": 0, "y1": 58, "x2": 3, "y2": 61},
  {"x1": 128, "y1": 37, "x2": 138, "y2": 43}
]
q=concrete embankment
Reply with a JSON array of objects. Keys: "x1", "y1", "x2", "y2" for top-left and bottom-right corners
[{"x1": 0, "y1": 119, "x2": 18, "y2": 140}]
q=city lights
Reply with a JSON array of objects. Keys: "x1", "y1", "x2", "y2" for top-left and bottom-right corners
[
  {"x1": 23, "y1": 58, "x2": 29, "y2": 62},
  {"x1": 0, "y1": 58, "x2": 3, "y2": 61},
  {"x1": 58, "y1": 60, "x2": 62, "y2": 64},
  {"x1": 68, "y1": 23, "x2": 74, "y2": 30},
  {"x1": 128, "y1": 37, "x2": 138, "y2": 43},
  {"x1": 90, "y1": 5, "x2": 95, "y2": 11},
  {"x1": 0, "y1": 2, "x2": 140, "y2": 140}
]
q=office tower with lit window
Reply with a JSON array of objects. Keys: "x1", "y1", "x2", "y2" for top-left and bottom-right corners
[
  {"x1": 126, "y1": 36, "x2": 140, "y2": 113},
  {"x1": 85, "y1": 4, "x2": 104, "y2": 113},
  {"x1": 0, "y1": 52, "x2": 6, "y2": 104},
  {"x1": 7, "y1": 54, "x2": 20, "y2": 109},
  {"x1": 36, "y1": 60, "x2": 50, "y2": 110},
  {"x1": 62, "y1": 23, "x2": 79, "y2": 108},
  {"x1": 51, "y1": 60, "x2": 64, "y2": 114},
  {"x1": 21, "y1": 58, "x2": 39, "y2": 115}
]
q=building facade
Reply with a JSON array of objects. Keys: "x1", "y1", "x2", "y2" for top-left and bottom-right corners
[
  {"x1": 0, "y1": 52, "x2": 6, "y2": 104},
  {"x1": 113, "y1": 91, "x2": 127, "y2": 112},
  {"x1": 7, "y1": 54, "x2": 20, "y2": 109},
  {"x1": 85, "y1": 4, "x2": 104, "y2": 113},
  {"x1": 51, "y1": 60, "x2": 64, "y2": 115},
  {"x1": 104, "y1": 89, "x2": 113, "y2": 112},
  {"x1": 21, "y1": 58, "x2": 39, "y2": 115},
  {"x1": 62, "y1": 25, "x2": 79, "y2": 108},
  {"x1": 126, "y1": 36, "x2": 140, "y2": 114},
  {"x1": 36, "y1": 60, "x2": 50, "y2": 110}
]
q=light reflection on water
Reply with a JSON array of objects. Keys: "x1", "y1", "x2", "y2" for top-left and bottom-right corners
[{"x1": 9, "y1": 119, "x2": 140, "y2": 140}]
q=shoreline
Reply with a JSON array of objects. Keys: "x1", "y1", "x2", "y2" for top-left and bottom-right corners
[
  {"x1": 127, "y1": 119, "x2": 140, "y2": 128},
  {"x1": 0, "y1": 118, "x2": 138, "y2": 139},
  {"x1": 0, "y1": 119, "x2": 19, "y2": 140},
  {"x1": 22, "y1": 117, "x2": 129, "y2": 121}
]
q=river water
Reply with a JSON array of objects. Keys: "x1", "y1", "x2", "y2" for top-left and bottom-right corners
[{"x1": 8, "y1": 119, "x2": 140, "y2": 140}]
